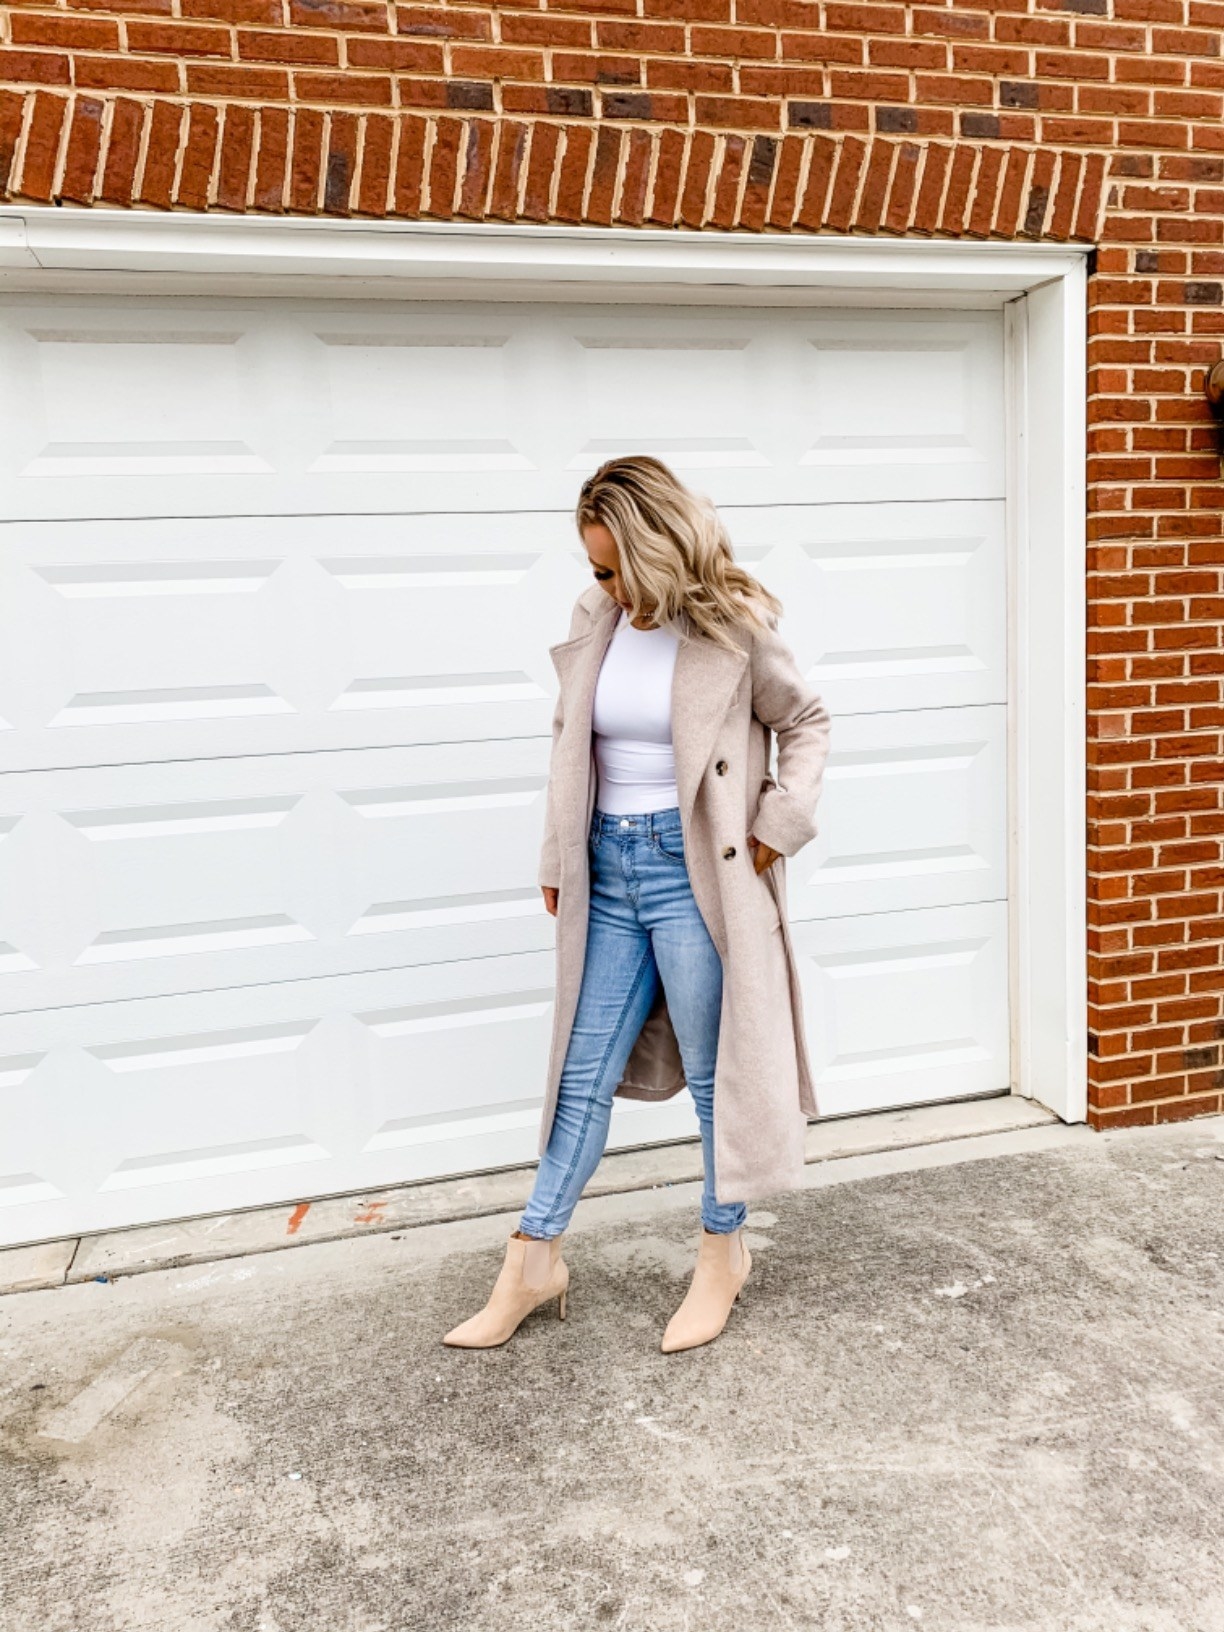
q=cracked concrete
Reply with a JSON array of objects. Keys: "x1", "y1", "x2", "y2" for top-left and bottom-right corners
[{"x1": 3, "y1": 1116, "x2": 1223, "y2": 1632}]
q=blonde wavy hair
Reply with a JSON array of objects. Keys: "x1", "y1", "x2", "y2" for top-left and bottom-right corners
[{"x1": 576, "y1": 455, "x2": 782, "y2": 652}]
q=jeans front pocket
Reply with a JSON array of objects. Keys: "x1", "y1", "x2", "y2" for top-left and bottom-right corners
[{"x1": 653, "y1": 827, "x2": 687, "y2": 866}]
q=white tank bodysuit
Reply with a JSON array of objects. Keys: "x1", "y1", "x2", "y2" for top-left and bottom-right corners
[{"x1": 590, "y1": 608, "x2": 681, "y2": 815}]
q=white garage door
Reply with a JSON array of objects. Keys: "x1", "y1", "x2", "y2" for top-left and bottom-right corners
[{"x1": 0, "y1": 294, "x2": 1009, "y2": 1246}]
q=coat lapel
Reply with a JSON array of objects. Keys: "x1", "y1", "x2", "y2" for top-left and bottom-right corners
[
  {"x1": 549, "y1": 595, "x2": 749, "y2": 838},
  {"x1": 669, "y1": 608, "x2": 750, "y2": 833},
  {"x1": 548, "y1": 595, "x2": 621, "y2": 839}
]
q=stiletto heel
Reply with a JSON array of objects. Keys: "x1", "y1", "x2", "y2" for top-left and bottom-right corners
[{"x1": 558, "y1": 1287, "x2": 568, "y2": 1321}]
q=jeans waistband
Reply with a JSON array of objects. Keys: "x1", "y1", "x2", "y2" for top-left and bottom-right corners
[{"x1": 591, "y1": 805, "x2": 681, "y2": 836}]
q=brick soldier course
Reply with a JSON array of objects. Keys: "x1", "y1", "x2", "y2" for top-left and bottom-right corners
[{"x1": 2, "y1": 0, "x2": 1223, "y2": 1130}]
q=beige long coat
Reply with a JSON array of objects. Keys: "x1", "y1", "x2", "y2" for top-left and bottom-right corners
[{"x1": 537, "y1": 583, "x2": 833, "y2": 1205}]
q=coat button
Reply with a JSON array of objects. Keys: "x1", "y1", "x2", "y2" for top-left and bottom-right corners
[
  {"x1": 715, "y1": 759, "x2": 729, "y2": 775},
  {"x1": 722, "y1": 845, "x2": 736, "y2": 860}
]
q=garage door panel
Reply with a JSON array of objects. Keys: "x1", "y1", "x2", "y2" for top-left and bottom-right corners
[
  {"x1": 797, "y1": 317, "x2": 1003, "y2": 492},
  {"x1": 567, "y1": 329, "x2": 770, "y2": 474},
  {"x1": 793, "y1": 902, "x2": 1010, "y2": 1119},
  {"x1": 0, "y1": 952, "x2": 566, "y2": 1245},
  {"x1": 0, "y1": 742, "x2": 554, "y2": 1014},
  {"x1": 725, "y1": 501, "x2": 1006, "y2": 717},
  {"x1": 5, "y1": 500, "x2": 1005, "y2": 772},
  {"x1": 0, "y1": 947, "x2": 706, "y2": 1247},
  {"x1": 1, "y1": 299, "x2": 1003, "y2": 521},
  {"x1": 9, "y1": 317, "x2": 274, "y2": 483},
  {"x1": 312, "y1": 327, "x2": 536, "y2": 475},
  {"x1": 0, "y1": 512, "x2": 577, "y2": 772},
  {"x1": 783, "y1": 705, "x2": 1007, "y2": 922}
]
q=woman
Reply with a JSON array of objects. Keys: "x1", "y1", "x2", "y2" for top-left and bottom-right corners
[{"x1": 443, "y1": 456, "x2": 831, "y2": 1354}]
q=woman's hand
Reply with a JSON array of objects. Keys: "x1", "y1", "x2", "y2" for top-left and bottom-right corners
[
  {"x1": 748, "y1": 835, "x2": 781, "y2": 875},
  {"x1": 541, "y1": 885, "x2": 559, "y2": 917}
]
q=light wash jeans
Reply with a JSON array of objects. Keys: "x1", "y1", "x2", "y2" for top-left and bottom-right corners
[{"x1": 520, "y1": 804, "x2": 748, "y2": 1240}]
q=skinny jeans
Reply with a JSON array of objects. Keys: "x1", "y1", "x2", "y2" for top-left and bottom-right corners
[{"x1": 520, "y1": 805, "x2": 748, "y2": 1240}]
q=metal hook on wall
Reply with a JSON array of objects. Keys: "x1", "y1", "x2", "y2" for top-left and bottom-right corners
[{"x1": 1206, "y1": 360, "x2": 1224, "y2": 465}]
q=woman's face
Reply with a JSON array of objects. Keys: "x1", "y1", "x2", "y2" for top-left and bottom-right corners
[{"x1": 583, "y1": 523, "x2": 633, "y2": 611}]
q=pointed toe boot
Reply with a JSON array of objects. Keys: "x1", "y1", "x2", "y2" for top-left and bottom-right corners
[
  {"x1": 442, "y1": 1231, "x2": 569, "y2": 1349},
  {"x1": 661, "y1": 1227, "x2": 751, "y2": 1354}
]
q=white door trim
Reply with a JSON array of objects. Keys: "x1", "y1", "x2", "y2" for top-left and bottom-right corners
[
  {"x1": 1004, "y1": 273, "x2": 1089, "y2": 1124},
  {"x1": 0, "y1": 207, "x2": 1089, "y2": 1124},
  {"x1": 1, "y1": 209, "x2": 1084, "y2": 297}
]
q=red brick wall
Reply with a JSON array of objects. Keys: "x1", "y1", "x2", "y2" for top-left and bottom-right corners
[{"x1": 2, "y1": 0, "x2": 1223, "y2": 1128}]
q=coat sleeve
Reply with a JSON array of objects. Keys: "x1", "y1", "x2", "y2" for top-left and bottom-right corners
[
  {"x1": 747, "y1": 616, "x2": 832, "y2": 858},
  {"x1": 537, "y1": 594, "x2": 589, "y2": 890}
]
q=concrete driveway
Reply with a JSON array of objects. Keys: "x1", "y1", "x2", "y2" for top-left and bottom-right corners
[{"x1": 3, "y1": 1116, "x2": 1224, "y2": 1632}]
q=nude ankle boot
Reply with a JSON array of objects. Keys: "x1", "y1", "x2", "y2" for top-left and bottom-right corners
[
  {"x1": 660, "y1": 1227, "x2": 751, "y2": 1353},
  {"x1": 442, "y1": 1231, "x2": 569, "y2": 1348}
]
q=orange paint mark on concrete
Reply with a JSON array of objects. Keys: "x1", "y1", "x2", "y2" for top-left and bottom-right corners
[
  {"x1": 286, "y1": 1203, "x2": 310, "y2": 1236},
  {"x1": 354, "y1": 1201, "x2": 387, "y2": 1225}
]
